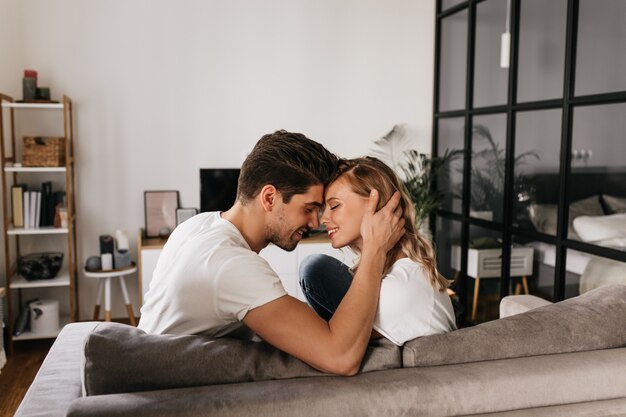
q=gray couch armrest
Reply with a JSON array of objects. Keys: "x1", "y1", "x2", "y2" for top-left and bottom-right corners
[{"x1": 14, "y1": 322, "x2": 99, "y2": 417}]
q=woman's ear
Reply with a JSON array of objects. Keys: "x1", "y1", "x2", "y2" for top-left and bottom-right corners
[{"x1": 259, "y1": 185, "x2": 279, "y2": 212}]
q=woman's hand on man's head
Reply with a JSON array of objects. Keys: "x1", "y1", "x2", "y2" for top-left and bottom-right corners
[{"x1": 360, "y1": 190, "x2": 405, "y2": 257}]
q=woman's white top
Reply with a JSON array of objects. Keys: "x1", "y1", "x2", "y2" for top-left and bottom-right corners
[{"x1": 373, "y1": 258, "x2": 457, "y2": 345}]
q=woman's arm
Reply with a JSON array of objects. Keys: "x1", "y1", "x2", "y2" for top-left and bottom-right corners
[{"x1": 244, "y1": 191, "x2": 404, "y2": 375}]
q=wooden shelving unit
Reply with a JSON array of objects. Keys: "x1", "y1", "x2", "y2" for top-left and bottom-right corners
[{"x1": 0, "y1": 93, "x2": 78, "y2": 353}]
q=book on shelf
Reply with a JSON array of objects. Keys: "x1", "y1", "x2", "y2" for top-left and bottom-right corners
[
  {"x1": 40, "y1": 181, "x2": 53, "y2": 227},
  {"x1": 29, "y1": 191, "x2": 37, "y2": 229},
  {"x1": 11, "y1": 184, "x2": 26, "y2": 228},
  {"x1": 34, "y1": 191, "x2": 42, "y2": 228},
  {"x1": 23, "y1": 190, "x2": 30, "y2": 229},
  {"x1": 12, "y1": 183, "x2": 64, "y2": 229}
]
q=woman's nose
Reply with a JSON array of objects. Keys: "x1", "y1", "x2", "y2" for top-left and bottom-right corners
[{"x1": 320, "y1": 206, "x2": 330, "y2": 225}]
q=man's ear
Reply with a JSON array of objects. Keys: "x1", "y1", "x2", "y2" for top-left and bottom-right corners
[{"x1": 259, "y1": 185, "x2": 280, "y2": 212}]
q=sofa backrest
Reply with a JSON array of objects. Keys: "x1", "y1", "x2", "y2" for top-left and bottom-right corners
[
  {"x1": 83, "y1": 284, "x2": 626, "y2": 396},
  {"x1": 403, "y1": 284, "x2": 626, "y2": 367}
]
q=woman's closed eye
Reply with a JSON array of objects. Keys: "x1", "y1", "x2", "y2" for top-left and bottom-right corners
[{"x1": 329, "y1": 203, "x2": 340, "y2": 210}]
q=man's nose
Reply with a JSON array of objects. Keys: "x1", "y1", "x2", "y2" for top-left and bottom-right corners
[{"x1": 308, "y1": 210, "x2": 320, "y2": 229}]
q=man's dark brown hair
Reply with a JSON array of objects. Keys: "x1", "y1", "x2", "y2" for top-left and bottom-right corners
[{"x1": 237, "y1": 130, "x2": 338, "y2": 204}]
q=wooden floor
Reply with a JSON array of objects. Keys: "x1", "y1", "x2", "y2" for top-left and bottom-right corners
[{"x1": 0, "y1": 339, "x2": 54, "y2": 417}]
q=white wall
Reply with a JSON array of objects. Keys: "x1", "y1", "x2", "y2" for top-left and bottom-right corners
[{"x1": 0, "y1": 0, "x2": 435, "y2": 319}]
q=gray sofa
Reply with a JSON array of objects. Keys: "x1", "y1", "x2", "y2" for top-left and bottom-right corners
[{"x1": 15, "y1": 284, "x2": 626, "y2": 417}]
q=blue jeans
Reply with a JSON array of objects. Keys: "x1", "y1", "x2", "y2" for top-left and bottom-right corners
[{"x1": 299, "y1": 254, "x2": 353, "y2": 321}]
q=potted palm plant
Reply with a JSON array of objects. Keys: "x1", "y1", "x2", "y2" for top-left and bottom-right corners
[
  {"x1": 370, "y1": 124, "x2": 461, "y2": 231},
  {"x1": 464, "y1": 125, "x2": 539, "y2": 221}
]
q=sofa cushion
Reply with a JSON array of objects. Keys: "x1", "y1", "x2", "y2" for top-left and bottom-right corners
[
  {"x1": 83, "y1": 323, "x2": 401, "y2": 395},
  {"x1": 403, "y1": 284, "x2": 626, "y2": 367}
]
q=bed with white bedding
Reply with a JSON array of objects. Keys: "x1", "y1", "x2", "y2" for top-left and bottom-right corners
[
  {"x1": 572, "y1": 212, "x2": 626, "y2": 293},
  {"x1": 523, "y1": 169, "x2": 626, "y2": 297}
]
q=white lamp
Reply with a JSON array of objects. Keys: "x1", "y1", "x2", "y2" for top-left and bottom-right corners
[{"x1": 500, "y1": 0, "x2": 511, "y2": 69}]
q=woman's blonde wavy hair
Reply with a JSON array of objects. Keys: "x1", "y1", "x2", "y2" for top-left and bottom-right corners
[{"x1": 331, "y1": 157, "x2": 449, "y2": 292}]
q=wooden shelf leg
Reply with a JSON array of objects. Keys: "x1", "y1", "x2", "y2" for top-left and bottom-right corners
[
  {"x1": 522, "y1": 276, "x2": 529, "y2": 294},
  {"x1": 104, "y1": 277, "x2": 112, "y2": 322},
  {"x1": 93, "y1": 279, "x2": 104, "y2": 320},
  {"x1": 118, "y1": 276, "x2": 137, "y2": 326},
  {"x1": 472, "y1": 277, "x2": 480, "y2": 321}
]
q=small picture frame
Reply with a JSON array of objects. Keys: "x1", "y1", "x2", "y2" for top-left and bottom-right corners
[
  {"x1": 144, "y1": 191, "x2": 179, "y2": 238},
  {"x1": 176, "y1": 208, "x2": 198, "y2": 226}
]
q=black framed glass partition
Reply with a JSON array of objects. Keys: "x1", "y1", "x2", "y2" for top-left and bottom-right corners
[
  {"x1": 433, "y1": 0, "x2": 626, "y2": 324},
  {"x1": 439, "y1": 10, "x2": 469, "y2": 112},
  {"x1": 437, "y1": 117, "x2": 465, "y2": 213},
  {"x1": 473, "y1": 0, "x2": 509, "y2": 107},
  {"x1": 575, "y1": 0, "x2": 626, "y2": 96},
  {"x1": 516, "y1": 0, "x2": 567, "y2": 103}
]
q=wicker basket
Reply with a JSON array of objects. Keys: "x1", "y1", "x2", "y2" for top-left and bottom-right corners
[{"x1": 23, "y1": 136, "x2": 66, "y2": 167}]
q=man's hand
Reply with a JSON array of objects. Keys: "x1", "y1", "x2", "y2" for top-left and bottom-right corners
[{"x1": 360, "y1": 190, "x2": 405, "y2": 257}]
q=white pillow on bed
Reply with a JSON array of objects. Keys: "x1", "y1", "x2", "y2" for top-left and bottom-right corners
[
  {"x1": 572, "y1": 213, "x2": 626, "y2": 243},
  {"x1": 528, "y1": 196, "x2": 604, "y2": 239}
]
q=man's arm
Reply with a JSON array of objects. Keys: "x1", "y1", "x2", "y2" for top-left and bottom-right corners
[{"x1": 244, "y1": 190, "x2": 404, "y2": 376}]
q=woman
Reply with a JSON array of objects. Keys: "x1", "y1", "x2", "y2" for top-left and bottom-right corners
[{"x1": 299, "y1": 157, "x2": 456, "y2": 345}]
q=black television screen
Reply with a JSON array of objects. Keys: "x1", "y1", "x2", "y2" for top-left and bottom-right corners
[{"x1": 200, "y1": 168, "x2": 240, "y2": 213}]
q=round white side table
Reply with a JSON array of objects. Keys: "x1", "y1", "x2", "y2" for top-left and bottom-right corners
[{"x1": 84, "y1": 265, "x2": 137, "y2": 326}]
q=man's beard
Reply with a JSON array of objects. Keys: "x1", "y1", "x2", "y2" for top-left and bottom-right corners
[
  {"x1": 267, "y1": 226, "x2": 299, "y2": 252},
  {"x1": 267, "y1": 208, "x2": 301, "y2": 252}
]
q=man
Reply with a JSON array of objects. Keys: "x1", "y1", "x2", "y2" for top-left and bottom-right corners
[{"x1": 138, "y1": 130, "x2": 404, "y2": 376}]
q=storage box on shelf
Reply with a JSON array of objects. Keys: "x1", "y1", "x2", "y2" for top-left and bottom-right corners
[
  {"x1": 451, "y1": 245, "x2": 534, "y2": 321},
  {"x1": 0, "y1": 93, "x2": 77, "y2": 353}
]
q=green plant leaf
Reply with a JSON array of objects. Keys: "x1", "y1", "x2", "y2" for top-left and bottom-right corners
[{"x1": 370, "y1": 125, "x2": 464, "y2": 226}]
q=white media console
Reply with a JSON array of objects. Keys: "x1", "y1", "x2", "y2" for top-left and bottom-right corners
[{"x1": 138, "y1": 231, "x2": 356, "y2": 305}]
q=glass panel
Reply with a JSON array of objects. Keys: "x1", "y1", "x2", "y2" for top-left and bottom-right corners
[
  {"x1": 517, "y1": 237, "x2": 556, "y2": 302},
  {"x1": 569, "y1": 103, "x2": 626, "y2": 246},
  {"x1": 563, "y1": 249, "x2": 590, "y2": 300},
  {"x1": 517, "y1": 0, "x2": 567, "y2": 102},
  {"x1": 467, "y1": 225, "x2": 502, "y2": 323},
  {"x1": 470, "y1": 114, "x2": 507, "y2": 222},
  {"x1": 566, "y1": 252, "x2": 626, "y2": 300},
  {"x1": 441, "y1": 0, "x2": 465, "y2": 11},
  {"x1": 439, "y1": 10, "x2": 468, "y2": 111},
  {"x1": 437, "y1": 117, "x2": 465, "y2": 214},
  {"x1": 513, "y1": 109, "x2": 562, "y2": 234},
  {"x1": 435, "y1": 217, "x2": 463, "y2": 282},
  {"x1": 576, "y1": 0, "x2": 626, "y2": 96},
  {"x1": 473, "y1": 0, "x2": 509, "y2": 107},
  {"x1": 436, "y1": 217, "x2": 463, "y2": 324}
]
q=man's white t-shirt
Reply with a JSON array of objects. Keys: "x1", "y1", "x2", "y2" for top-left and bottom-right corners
[
  {"x1": 373, "y1": 258, "x2": 457, "y2": 345},
  {"x1": 138, "y1": 212, "x2": 287, "y2": 337}
]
